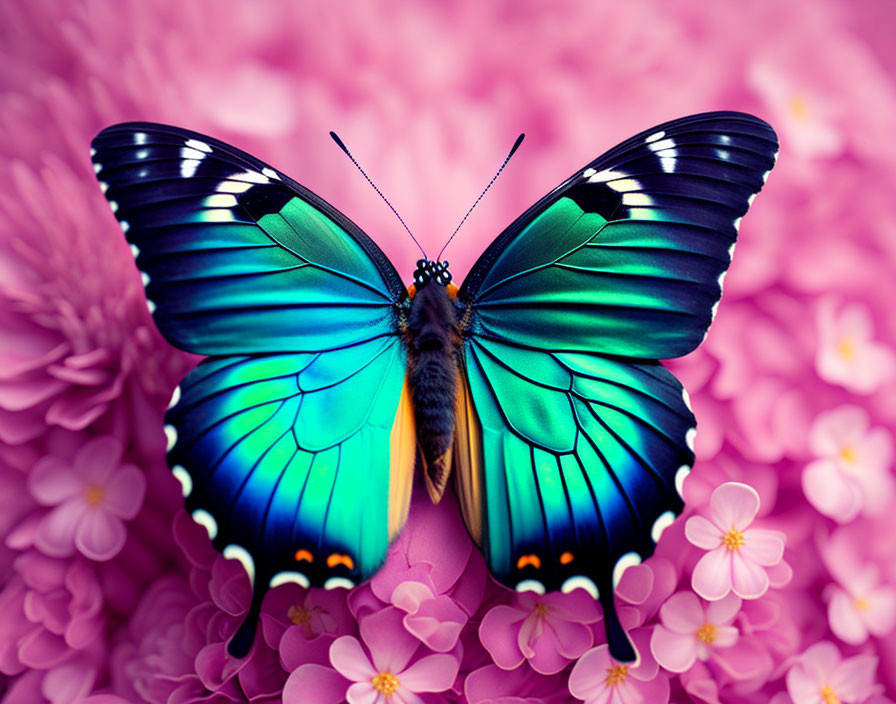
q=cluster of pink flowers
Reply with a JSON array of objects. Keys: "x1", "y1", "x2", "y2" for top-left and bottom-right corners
[{"x1": 2, "y1": 1, "x2": 896, "y2": 701}]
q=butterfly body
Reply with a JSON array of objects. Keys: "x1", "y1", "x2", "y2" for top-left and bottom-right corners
[
  {"x1": 405, "y1": 265, "x2": 461, "y2": 503},
  {"x1": 90, "y1": 112, "x2": 778, "y2": 662}
]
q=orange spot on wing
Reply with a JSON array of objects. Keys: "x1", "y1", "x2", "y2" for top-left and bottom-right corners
[
  {"x1": 446, "y1": 283, "x2": 459, "y2": 300},
  {"x1": 407, "y1": 283, "x2": 417, "y2": 298},
  {"x1": 327, "y1": 553, "x2": 355, "y2": 570},
  {"x1": 517, "y1": 554, "x2": 542, "y2": 570},
  {"x1": 560, "y1": 551, "x2": 575, "y2": 565},
  {"x1": 294, "y1": 549, "x2": 313, "y2": 563}
]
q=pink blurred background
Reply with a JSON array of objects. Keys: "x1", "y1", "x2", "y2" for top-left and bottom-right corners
[{"x1": 2, "y1": 1, "x2": 896, "y2": 702}]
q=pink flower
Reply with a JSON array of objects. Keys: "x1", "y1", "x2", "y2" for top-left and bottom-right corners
[
  {"x1": 326, "y1": 607, "x2": 459, "y2": 704},
  {"x1": 390, "y1": 580, "x2": 468, "y2": 653},
  {"x1": 479, "y1": 588, "x2": 602, "y2": 675},
  {"x1": 28, "y1": 436, "x2": 146, "y2": 561},
  {"x1": 820, "y1": 530, "x2": 896, "y2": 645},
  {"x1": 568, "y1": 629, "x2": 669, "y2": 704},
  {"x1": 802, "y1": 405, "x2": 894, "y2": 523},
  {"x1": 815, "y1": 298, "x2": 895, "y2": 394},
  {"x1": 786, "y1": 641, "x2": 880, "y2": 704},
  {"x1": 685, "y1": 482, "x2": 786, "y2": 601},
  {"x1": 649, "y1": 591, "x2": 740, "y2": 673}
]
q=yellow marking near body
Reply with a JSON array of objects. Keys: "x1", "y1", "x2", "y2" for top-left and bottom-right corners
[
  {"x1": 407, "y1": 283, "x2": 417, "y2": 298},
  {"x1": 446, "y1": 283, "x2": 459, "y2": 300},
  {"x1": 517, "y1": 554, "x2": 542, "y2": 570},
  {"x1": 388, "y1": 376, "x2": 416, "y2": 540},
  {"x1": 327, "y1": 553, "x2": 355, "y2": 570},
  {"x1": 560, "y1": 551, "x2": 575, "y2": 565},
  {"x1": 294, "y1": 549, "x2": 313, "y2": 563},
  {"x1": 453, "y1": 370, "x2": 485, "y2": 546}
]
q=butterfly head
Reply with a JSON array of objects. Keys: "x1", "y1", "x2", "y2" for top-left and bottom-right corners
[{"x1": 413, "y1": 259, "x2": 452, "y2": 288}]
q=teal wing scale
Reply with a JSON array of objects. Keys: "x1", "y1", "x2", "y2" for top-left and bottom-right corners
[
  {"x1": 455, "y1": 112, "x2": 778, "y2": 661},
  {"x1": 90, "y1": 123, "x2": 413, "y2": 657}
]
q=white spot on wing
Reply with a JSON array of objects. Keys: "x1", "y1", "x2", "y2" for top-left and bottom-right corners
[
  {"x1": 733, "y1": 217, "x2": 742, "y2": 232},
  {"x1": 120, "y1": 221, "x2": 130, "y2": 234},
  {"x1": 180, "y1": 159, "x2": 201, "y2": 178},
  {"x1": 167, "y1": 385, "x2": 181, "y2": 409},
  {"x1": 99, "y1": 181, "x2": 109, "y2": 193},
  {"x1": 134, "y1": 132, "x2": 148, "y2": 145},
  {"x1": 261, "y1": 167, "x2": 280, "y2": 180},
  {"x1": 645, "y1": 130, "x2": 665, "y2": 143},
  {"x1": 171, "y1": 465, "x2": 192, "y2": 497},
  {"x1": 728, "y1": 242, "x2": 737, "y2": 260},
  {"x1": 140, "y1": 271, "x2": 150, "y2": 286},
  {"x1": 203, "y1": 194, "x2": 238, "y2": 208},
  {"x1": 136, "y1": 149, "x2": 149, "y2": 160},
  {"x1": 651, "y1": 511, "x2": 677, "y2": 543},
  {"x1": 647, "y1": 138, "x2": 676, "y2": 152},
  {"x1": 606, "y1": 178, "x2": 642, "y2": 193},
  {"x1": 130, "y1": 243, "x2": 140, "y2": 258},
  {"x1": 180, "y1": 147, "x2": 206, "y2": 161},
  {"x1": 720, "y1": 134, "x2": 732, "y2": 145},
  {"x1": 89, "y1": 147, "x2": 96, "y2": 157},
  {"x1": 270, "y1": 571, "x2": 311, "y2": 589},
  {"x1": 223, "y1": 544, "x2": 256, "y2": 586},
  {"x1": 582, "y1": 167, "x2": 597, "y2": 178},
  {"x1": 231, "y1": 171, "x2": 270, "y2": 184},
  {"x1": 747, "y1": 193, "x2": 756, "y2": 206},
  {"x1": 164, "y1": 424, "x2": 178, "y2": 451},
  {"x1": 93, "y1": 162, "x2": 102, "y2": 174},
  {"x1": 146, "y1": 299, "x2": 156, "y2": 314},
  {"x1": 515, "y1": 579, "x2": 546, "y2": 595},
  {"x1": 184, "y1": 139, "x2": 212, "y2": 153},
  {"x1": 561, "y1": 576, "x2": 599, "y2": 599},
  {"x1": 622, "y1": 192, "x2": 653, "y2": 206},
  {"x1": 109, "y1": 201, "x2": 118, "y2": 213},
  {"x1": 324, "y1": 577, "x2": 355, "y2": 590},
  {"x1": 216, "y1": 180, "x2": 253, "y2": 194},
  {"x1": 675, "y1": 465, "x2": 691, "y2": 497},
  {"x1": 612, "y1": 552, "x2": 642, "y2": 589},
  {"x1": 588, "y1": 169, "x2": 628, "y2": 184},
  {"x1": 685, "y1": 428, "x2": 697, "y2": 452},
  {"x1": 201, "y1": 209, "x2": 236, "y2": 222},
  {"x1": 192, "y1": 509, "x2": 218, "y2": 540},
  {"x1": 681, "y1": 388, "x2": 692, "y2": 412}
]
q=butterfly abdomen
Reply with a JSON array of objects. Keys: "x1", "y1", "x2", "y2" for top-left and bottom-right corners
[{"x1": 407, "y1": 283, "x2": 460, "y2": 504}]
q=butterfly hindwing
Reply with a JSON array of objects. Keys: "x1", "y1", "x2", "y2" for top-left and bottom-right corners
[
  {"x1": 91, "y1": 123, "x2": 415, "y2": 656},
  {"x1": 91, "y1": 123, "x2": 406, "y2": 355},
  {"x1": 459, "y1": 111, "x2": 778, "y2": 358},
  {"x1": 456, "y1": 112, "x2": 778, "y2": 661}
]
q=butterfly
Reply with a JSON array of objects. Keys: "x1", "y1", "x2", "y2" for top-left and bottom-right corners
[{"x1": 90, "y1": 112, "x2": 777, "y2": 662}]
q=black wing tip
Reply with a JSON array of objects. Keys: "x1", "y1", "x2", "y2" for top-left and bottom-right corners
[{"x1": 227, "y1": 616, "x2": 257, "y2": 659}]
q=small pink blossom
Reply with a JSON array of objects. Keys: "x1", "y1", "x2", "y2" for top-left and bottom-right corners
[
  {"x1": 28, "y1": 436, "x2": 146, "y2": 562},
  {"x1": 802, "y1": 405, "x2": 894, "y2": 523},
  {"x1": 479, "y1": 588, "x2": 602, "y2": 675},
  {"x1": 786, "y1": 641, "x2": 880, "y2": 704},
  {"x1": 649, "y1": 591, "x2": 740, "y2": 673},
  {"x1": 815, "y1": 298, "x2": 895, "y2": 394},
  {"x1": 685, "y1": 482, "x2": 785, "y2": 601},
  {"x1": 326, "y1": 607, "x2": 458, "y2": 704},
  {"x1": 390, "y1": 580, "x2": 468, "y2": 653},
  {"x1": 568, "y1": 629, "x2": 669, "y2": 704}
]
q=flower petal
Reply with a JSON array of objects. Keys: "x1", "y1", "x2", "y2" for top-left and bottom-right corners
[
  {"x1": 685, "y1": 515, "x2": 722, "y2": 550},
  {"x1": 802, "y1": 459, "x2": 862, "y2": 522},
  {"x1": 360, "y1": 607, "x2": 418, "y2": 674},
  {"x1": 345, "y1": 682, "x2": 380, "y2": 704},
  {"x1": 479, "y1": 605, "x2": 525, "y2": 670},
  {"x1": 329, "y1": 636, "x2": 376, "y2": 682},
  {"x1": 28, "y1": 457, "x2": 83, "y2": 505},
  {"x1": 828, "y1": 589, "x2": 868, "y2": 645},
  {"x1": 705, "y1": 592, "x2": 742, "y2": 626},
  {"x1": 650, "y1": 625, "x2": 697, "y2": 673},
  {"x1": 101, "y1": 464, "x2": 146, "y2": 519},
  {"x1": 830, "y1": 654, "x2": 879, "y2": 701},
  {"x1": 709, "y1": 482, "x2": 760, "y2": 531},
  {"x1": 398, "y1": 653, "x2": 459, "y2": 692},
  {"x1": 692, "y1": 549, "x2": 733, "y2": 601},
  {"x1": 740, "y1": 529, "x2": 785, "y2": 566},
  {"x1": 730, "y1": 551, "x2": 770, "y2": 600},
  {"x1": 35, "y1": 501, "x2": 86, "y2": 558},
  {"x1": 74, "y1": 509, "x2": 126, "y2": 561},
  {"x1": 658, "y1": 591, "x2": 704, "y2": 633},
  {"x1": 283, "y1": 664, "x2": 349, "y2": 704}
]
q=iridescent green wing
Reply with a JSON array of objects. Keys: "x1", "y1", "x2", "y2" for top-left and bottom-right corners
[
  {"x1": 454, "y1": 112, "x2": 778, "y2": 661},
  {"x1": 91, "y1": 124, "x2": 416, "y2": 656}
]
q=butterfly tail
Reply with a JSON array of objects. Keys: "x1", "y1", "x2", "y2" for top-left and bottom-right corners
[
  {"x1": 227, "y1": 582, "x2": 266, "y2": 658},
  {"x1": 600, "y1": 586, "x2": 637, "y2": 663}
]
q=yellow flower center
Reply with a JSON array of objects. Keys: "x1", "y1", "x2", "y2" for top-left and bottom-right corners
[
  {"x1": 839, "y1": 445, "x2": 857, "y2": 464},
  {"x1": 371, "y1": 672, "x2": 400, "y2": 697},
  {"x1": 84, "y1": 485, "x2": 105, "y2": 506},
  {"x1": 820, "y1": 684, "x2": 841, "y2": 704},
  {"x1": 854, "y1": 597, "x2": 871, "y2": 611},
  {"x1": 696, "y1": 623, "x2": 718, "y2": 644},
  {"x1": 838, "y1": 338, "x2": 855, "y2": 361},
  {"x1": 288, "y1": 604, "x2": 312, "y2": 627},
  {"x1": 721, "y1": 529, "x2": 745, "y2": 551},
  {"x1": 605, "y1": 664, "x2": 628, "y2": 686},
  {"x1": 790, "y1": 95, "x2": 809, "y2": 121}
]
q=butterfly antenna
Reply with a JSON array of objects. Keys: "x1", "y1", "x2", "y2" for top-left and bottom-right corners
[
  {"x1": 329, "y1": 131, "x2": 426, "y2": 259},
  {"x1": 437, "y1": 133, "x2": 525, "y2": 260}
]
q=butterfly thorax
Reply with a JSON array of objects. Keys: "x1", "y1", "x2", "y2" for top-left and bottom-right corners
[{"x1": 406, "y1": 261, "x2": 460, "y2": 504}]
